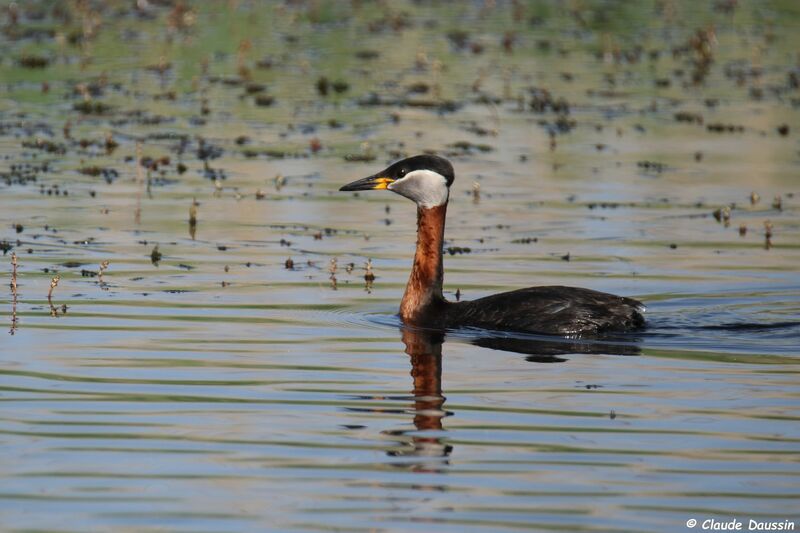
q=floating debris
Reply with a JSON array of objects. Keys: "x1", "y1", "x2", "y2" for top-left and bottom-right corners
[
  {"x1": 22, "y1": 138, "x2": 66, "y2": 154},
  {"x1": 78, "y1": 166, "x2": 119, "y2": 183},
  {"x1": 197, "y1": 139, "x2": 223, "y2": 161},
  {"x1": 331, "y1": 80, "x2": 349, "y2": 94},
  {"x1": 707, "y1": 123, "x2": 744, "y2": 133},
  {"x1": 364, "y1": 259, "x2": 375, "y2": 293},
  {"x1": 245, "y1": 83, "x2": 266, "y2": 94},
  {"x1": 447, "y1": 246, "x2": 472, "y2": 255},
  {"x1": 9, "y1": 253, "x2": 18, "y2": 335},
  {"x1": 355, "y1": 50, "x2": 380, "y2": 60},
  {"x1": 364, "y1": 259, "x2": 375, "y2": 282},
  {"x1": 329, "y1": 258, "x2": 338, "y2": 290},
  {"x1": 150, "y1": 245, "x2": 162, "y2": 266},
  {"x1": 316, "y1": 76, "x2": 330, "y2": 96},
  {"x1": 10, "y1": 252, "x2": 18, "y2": 295},
  {"x1": 674, "y1": 111, "x2": 704, "y2": 125},
  {"x1": 104, "y1": 132, "x2": 118, "y2": 153},
  {"x1": 764, "y1": 220, "x2": 773, "y2": 250},
  {"x1": 637, "y1": 161, "x2": 667, "y2": 173},
  {"x1": 357, "y1": 93, "x2": 461, "y2": 113},
  {"x1": 712, "y1": 206, "x2": 732, "y2": 227},
  {"x1": 73, "y1": 101, "x2": 112, "y2": 115},
  {"x1": 254, "y1": 95, "x2": 275, "y2": 107},
  {"x1": 134, "y1": 142, "x2": 144, "y2": 224},
  {"x1": 18, "y1": 55, "x2": 50, "y2": 69},
  {"x1": 344, "y1": 153, "x2": 376, "y2": 162},
  {"x1": 189, "y1": 199, "x2": 198, "y2": 239},
  {"x1": 448, "y1": 141, "x2": 493, "y2": 154}
]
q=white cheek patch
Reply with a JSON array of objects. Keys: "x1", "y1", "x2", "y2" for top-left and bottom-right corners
[{"x1": 388, "y1": 169, "x2": 449, "y2": 208}]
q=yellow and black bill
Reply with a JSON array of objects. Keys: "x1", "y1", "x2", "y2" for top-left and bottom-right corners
[{"x1": 339, "y1": 174, "x2": 395, "y2": 191}]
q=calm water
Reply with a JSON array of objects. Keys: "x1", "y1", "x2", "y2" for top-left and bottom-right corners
[{"x1": 1, "y1": 2, "x2": 799, "y2": 532}]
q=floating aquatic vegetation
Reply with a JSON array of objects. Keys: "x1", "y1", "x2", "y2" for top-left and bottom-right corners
[
  {"x1": 254, "y1": 95, "x2": 275, "y2": 107},
  {"x1": 21, "y1": 138, "x2": 66, "y2": 154},
  {"x1": 73, "y1": 101, "x2": 112, "y2": 115},
  {"x1": 18, "y1": 55, "x2": 50, "y2": 68}
]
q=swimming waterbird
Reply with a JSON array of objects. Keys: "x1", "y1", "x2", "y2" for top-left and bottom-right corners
[{"x1": 340, "y1": 155, "x2": 645, "y2": 336}]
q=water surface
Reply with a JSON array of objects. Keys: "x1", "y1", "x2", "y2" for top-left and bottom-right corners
[{"x1": 1, "y1": 2, "x2": 799, "y2": 531}]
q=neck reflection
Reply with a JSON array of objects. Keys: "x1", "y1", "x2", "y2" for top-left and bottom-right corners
[{"x1": 386, "y1": 328, "x2": 452, "y2": 469}]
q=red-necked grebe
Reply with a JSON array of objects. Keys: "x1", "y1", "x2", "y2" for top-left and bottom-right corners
[{"x1": 340, "y1": 155, "x2": 645, "y2": 336}]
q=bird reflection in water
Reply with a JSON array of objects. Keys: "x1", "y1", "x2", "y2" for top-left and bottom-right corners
[
  {"x1": 384, "y1": 328, "x2": 452, "y2": 469},
  {"x1": 350, "y1": 326, "x2": 641, "y2": 471},
  {"x1": 469, "y1": 331, "x2": 641, "y2": 363}
]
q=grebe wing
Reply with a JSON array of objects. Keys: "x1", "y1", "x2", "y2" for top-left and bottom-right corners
[{"x1": 447, "y1": 285, "x2": 645, "y2": 336}]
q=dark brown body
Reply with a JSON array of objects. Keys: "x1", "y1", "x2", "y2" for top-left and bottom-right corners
[{"x1": 400, "y1": 205, "x2": 645, "y2": 337}]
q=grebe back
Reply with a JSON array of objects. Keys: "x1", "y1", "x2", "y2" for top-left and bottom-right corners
[{"x1": 340, "y1": 155, "x2": 645, "y2": 336}]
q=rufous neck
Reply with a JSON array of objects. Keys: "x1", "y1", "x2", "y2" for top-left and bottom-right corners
[{"x1": 400, "y1": 203, "x2": 447, "y2": 322}]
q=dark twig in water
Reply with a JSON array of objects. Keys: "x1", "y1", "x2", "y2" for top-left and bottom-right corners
[
  {"x1": 189, "y1": 198, "x2": 198, "y2": 240},
  {"x1": 48, "y1": 275, "x2": 61, "y2": 317},
  {"x1": 764, "y1": 220, "x2": 773, "y2": 250},
  {"x1": 150, "y1": 245, "x2": 162, "y2": 266},
  {"x1": 364, "y1": 259, "x2": 375, "y2": 293},
  {"x1": 98, "y1": 260, "x2": 109, "y2": 288},
  {"x1": 9, "y1": 253, "x2": 18, "y2": 334},
  {"x1": 329, "y1": 258, "x2": 338, "y2": 290},
  {"x1": 10, "y1": 252, "x2": 18, "y2": 295},
  {"x1": 134, "y1": 142, "x2": 143, "y2": 224},
  {"x1": 104, "y1": 131, "x2": 118, "y2": 154}
]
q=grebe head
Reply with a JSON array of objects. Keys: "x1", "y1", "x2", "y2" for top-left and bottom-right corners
[{"x1": 340, "y1": 154, "x2": 454, "y2": 208}]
